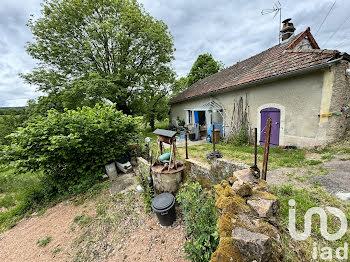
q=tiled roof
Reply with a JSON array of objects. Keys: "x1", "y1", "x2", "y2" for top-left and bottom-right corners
[{"x1": 170, "y1": 28, "x2": 340, "y2": 104}]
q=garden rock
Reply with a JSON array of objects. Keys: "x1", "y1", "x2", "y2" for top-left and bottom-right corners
[
  {"x1": 211, "y1": 174, "x2": 282, "y2": 262},
  {"x1": 247, "y1": 199, "x2": 279, "y2": 218},
  {"x1": 231, "y1": 169, "x2": 258, "y2": 191},
  {"x1": 235, "y1": 184, "x2": 253, "y2": 197},
  {"x1": 232, "y1": 227, "x2": 272, "y2": 262}
]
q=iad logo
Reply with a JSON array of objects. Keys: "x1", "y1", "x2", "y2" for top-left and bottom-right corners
[
  {"x1": 288, "y1": 199, "x2": 348, "y2": 260},
  {"x1": 288, "y1": 199, "x2": 347, "y2": 241}
]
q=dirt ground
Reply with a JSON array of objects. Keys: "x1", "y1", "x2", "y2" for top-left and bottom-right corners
[
  {"x1": 0, "y1": 188, "x2": 188, "y2": 262},
  {"x1": 108, "y1": 212, "x2": 188, "y2": 262},
  {"x1": 0, "y1": 199, "x2": 96, "y2": 262}
]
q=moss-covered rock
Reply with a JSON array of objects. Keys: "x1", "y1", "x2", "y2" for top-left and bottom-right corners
[
  {"x1": 214, "y1": 184, "x2": 225, "y2": 197},
  {"x1": 217, "y1": 213, "x2": 235, "y2": 237},
  {"x1": 210, "y1": 237, "x2": 244, "y2": 262},
  {"x1": 252, "y1": 179, "x2": 272, "y2": 193},
  {"x1": 196, "y1": 175, "x2": 212, "y2": 189},
  {"x1": 248, "y1": 189, "x2": 278, "y2": 201},
  {"x1": 211, "y1": 173, "x2": 281, "y2": 262},
  {"x1": 223, "y1": 186, "x2": 236, "y2": 197},
  {"x1": 235, "y1": 184, "x2": 253, "y2": 198},
  {"x1": 216, "y1": 195, "x2": 252, "y2": 215},
  {"x1": 228, "y1": 176, "x2": 237, "y2": 185}
]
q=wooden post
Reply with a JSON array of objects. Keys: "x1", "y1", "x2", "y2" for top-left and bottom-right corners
[
  {"x1": 185, "y1": 130, "x2": 189, "y2": 159},
  {"x1": 159, "y1": 141, "x2": 163, "y2": 155},
  {"x1": 212, "y1": 124, "x2": 216, "y2": 152},
  {"x1": 254, "y1": 128, "x2": 258, "y2": 167},
  {"x1": 173, "y1": 141, "x2": 177, "y2": 169},
  {"x1": 261, "y1": 118, "x2": 272, "y2": 180}
]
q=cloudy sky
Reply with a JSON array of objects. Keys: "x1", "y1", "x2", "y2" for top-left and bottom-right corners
[{"x1": 0, "y1": 0, "x2": 349, "y2": 107}]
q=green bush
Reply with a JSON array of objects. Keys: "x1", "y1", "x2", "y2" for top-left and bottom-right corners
[
  {"x1": 3, "y1": 104, "x2": 140, "y2": 194},
  {"x1": 225, "y1": 125, "x2": 249, "y2": 146},
  {"x1": 176, "y1": 182, "x2": 219, "y2": 262},
  {"x1": 0, "y1": 115, "x2": 25, "y2": 145}
]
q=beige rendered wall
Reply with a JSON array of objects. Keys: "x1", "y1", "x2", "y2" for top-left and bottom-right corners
[
  {"x1": 320, "y1": 60, "x2": 350, "y2": 141},
  {"x1": 170, "y1": 70, "x2": 330, "y2": 148}
]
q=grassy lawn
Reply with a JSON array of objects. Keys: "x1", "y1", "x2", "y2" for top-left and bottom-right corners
[{"x1": 176, "y1": 143, "x2": 308, "y2": 169}]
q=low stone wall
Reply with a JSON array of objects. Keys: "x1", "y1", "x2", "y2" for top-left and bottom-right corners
[
  {"x1": 135, "y1": 157, "x2": 151, "y2": 177},
  {"x1": 184, "y1": 158, "x2": 249, "y2": 186},
  {"x1": 210, "y1": 169, "x2": 282, "y2": 262}
]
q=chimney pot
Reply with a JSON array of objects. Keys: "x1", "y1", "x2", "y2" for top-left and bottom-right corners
[{"x1": 280, "y1": 18, "x2": 296, "y2": 41}]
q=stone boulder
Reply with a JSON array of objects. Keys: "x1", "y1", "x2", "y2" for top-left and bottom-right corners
[
  {"x1": 232, "y1": 227, "x2": 273, "y2": 262},
  {"x1": 231, "y1": 169, "x2": 258, "y2": 191},
  {"x1": 247, "y1": 199, "x2": 280, "y2": 218},
  {"x1": 235, "y1": 184, "x2": 253, "y2": 197},
  {"x1": 247, "y1": 190, "x2": 280, "y2": 218}
]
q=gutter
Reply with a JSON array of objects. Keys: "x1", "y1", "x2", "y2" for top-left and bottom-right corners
[{"x1": 170, "y1": 54, "x2": 347, "y2": 105}]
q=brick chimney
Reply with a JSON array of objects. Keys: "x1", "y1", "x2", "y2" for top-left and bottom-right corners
[{"x1": 280, "y1": 18, "x2": 296, "y2": 41}]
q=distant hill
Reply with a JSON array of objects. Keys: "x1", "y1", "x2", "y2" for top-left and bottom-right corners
[{"x1": 0, "y1": 107, "x2": 25, "y2": 110}]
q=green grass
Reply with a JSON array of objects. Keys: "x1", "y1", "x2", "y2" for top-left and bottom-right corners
[
  {"x1": 0, "y1": 161, "x2": 110, "y2": 233},
  {"x1": 0, "y1": 165, "x2": 46, "y2": 232},
  {"x1": 272, "y1": 185, "x2": 350, "y2": 261},
  {"x1": 74, "y1": 214, "x2": 93, "y2": 227},
  {"x1": 176, "y1": 143, "x2": 307, "y2": 169},
  {"x1": 37, "y1": 236, "x2": 52, "y2": 247}
]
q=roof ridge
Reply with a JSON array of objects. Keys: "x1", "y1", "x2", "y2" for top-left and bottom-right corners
[{"x1": 285, "y1": 49, "x2": 338, "y2": 54}]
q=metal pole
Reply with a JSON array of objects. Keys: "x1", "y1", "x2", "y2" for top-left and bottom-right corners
[
  {"x1": 185, "y1": 130, "x2": 189, "y2": 159},
  {"x1": 146, "y1": 143, "x2": 150, "y2": 162},
  {"x1": 261, "y1": 118, "x2": 272, "y2": 180},
  {"x1": 212, "y1": 124, "x2": 216, "y2": 152}
]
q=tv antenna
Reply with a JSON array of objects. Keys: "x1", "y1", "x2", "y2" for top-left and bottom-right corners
[{"x1": 261, "y1": 1, "x2": 282, "y2": 43}]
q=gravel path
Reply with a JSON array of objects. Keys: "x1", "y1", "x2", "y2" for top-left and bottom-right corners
[
  {"x1": 313, "y1": 158, "x2": 350, "y2": 200},
  {"x1": 266, "y1": 157, "x2": 350, "y2": 201}
]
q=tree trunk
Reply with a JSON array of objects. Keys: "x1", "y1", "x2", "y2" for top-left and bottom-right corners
[{"x1": 150, "y1": 113, "x2": 155, "y2": 130}]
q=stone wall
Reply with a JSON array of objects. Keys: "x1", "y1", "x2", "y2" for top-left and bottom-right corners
[
  {"x1": 184, "y1": 158, "x2": 249, "y2": 186},
  {"x1": 210, "y1": 169, "x2": 282, "y2": 262},
  {"x1": 327, "y1": 60, "x2": 350, "y2": 140}
]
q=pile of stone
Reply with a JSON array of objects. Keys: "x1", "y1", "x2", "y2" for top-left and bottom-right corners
[{"x1": 210, "y1": 169, "x2": 282, "y2": 262}]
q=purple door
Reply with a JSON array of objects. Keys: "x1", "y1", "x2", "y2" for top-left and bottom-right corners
[{"x1": 260, "y1": 107, "x2": 280, "y2": 147}]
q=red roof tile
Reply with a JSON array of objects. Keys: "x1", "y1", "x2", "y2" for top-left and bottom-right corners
[{"x1": 170, "y1": 29, "x2": 339, "y2": 104}]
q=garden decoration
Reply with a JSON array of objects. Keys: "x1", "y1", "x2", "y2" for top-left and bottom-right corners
[
  {"x1": 318, "y1": 103, "x2": 350, "y2": 117},
  {"x1": 151, "y1": 129, "x2": 184, "y2": 194}
]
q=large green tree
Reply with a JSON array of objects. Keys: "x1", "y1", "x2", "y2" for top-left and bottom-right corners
[
  {"x1": 187, "y1": 53, "x2": 224, "y2": 87},
  {"x1": 170, "y1": 77, "x2": 188, "y2": 98},
  {"x1": 22, "y1": 0, "x2": 175, "y2": 115}
]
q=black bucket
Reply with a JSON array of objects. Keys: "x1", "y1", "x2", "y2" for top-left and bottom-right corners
[
  {"x1": 189, "y1": 132, "x2": 196, "y2": 141},
  {"x1": 151, "y1": 193, "x2": 176, "y2": 226}
]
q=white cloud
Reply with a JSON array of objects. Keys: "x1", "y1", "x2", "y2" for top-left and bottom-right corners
[{"x1": 0, "y1": 0, "x2": 349, "y2": 106}]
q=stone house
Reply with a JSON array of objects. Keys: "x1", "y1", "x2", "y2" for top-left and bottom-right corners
[{"x1": 169, "y1": 19, "x2": 350, "y2": 148}]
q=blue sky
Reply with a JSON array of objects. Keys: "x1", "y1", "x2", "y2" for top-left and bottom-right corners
[{"x1": 0, "y1": 0, "x2": 349, "y2": 106}]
